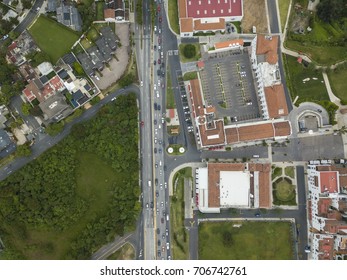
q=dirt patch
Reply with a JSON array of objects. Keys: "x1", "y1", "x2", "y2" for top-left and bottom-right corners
[
  {"x1": 93, "y1": 23, "x2": 130, "y2": 90},
  {"x1": 241, "y1": 0, "x2": 269, "y2": 33},
  {"x1": 290, "y1": 5, "x2": 310, "y2": 33}
]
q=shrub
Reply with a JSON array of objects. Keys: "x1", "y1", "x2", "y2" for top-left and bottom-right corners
[{"x1": 183, "y1": 44, "x2": 196, "y2": 59}]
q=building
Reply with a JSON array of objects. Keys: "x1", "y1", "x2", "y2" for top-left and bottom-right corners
[
  {"x1": 196, "y1": 162, "x2": 271, "y2": 213},
  {"x1": 39, "y1": 94, "x2": 73, "y2": 122},
  {"x1": 185, "y1": 35, "x2": 291, "y2": 150},
  {"x1": 56, "y1": 2, "x2": 82, "y2": 31},
  {"x1": 178, "y1": 0, "x2": 243, "y2": 36},
  {"x1": 6, "y1": 31, "x2": 40, "y2": 66},
  {"x1": 0, "y1": 129, "x2": 16, "y2": 159},
  {"x1": 104, "y1": 0, "x2": 128, "y2": 22},
  {"x1": 307, "y1": 161, "x2": 347, "y2": 260}
]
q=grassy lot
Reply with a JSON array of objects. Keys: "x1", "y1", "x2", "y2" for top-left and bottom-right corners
[
  {"x1": 273, "y1": 178, "x2": 297, "y2": 206},
  {"x1": 272, "y1": 166, "x2": 282, "y2": 181},
  {"x1": 86, "y1": 27, "x2": 100, "y2": 42},
  {"x1": 29, "y1": 15, "x2": 79, "y2": 63},
  {"x1": 4, "y1": 153, "x2": 124, "y2": 259},
  {"x1": 183, "y1": 71, "x2": 198, "y2": 81},
  {"x1": 166, "y1": 69, "x2": 176, "y2": 109},
  {"x1": 96, "y1": 1, "x2": 105, "y2": 21},
  {"x1": 328, "y1": 66, "x2": 347, "y2": 103},
  {"x1": 107, "y1": 243, "x2": 135, "y2": 260},
  {"x1": 285, "y1": 166, "x2": 295, "y2": 179},
  {"x1": 179, "y1": 43, "x2": 201, "y2": 63},
  {"x1": 168, "y1": 0, "x2": 179, "y2": 34},
  {"x1": 278, "y1": 0, "x2": 291, "y2": 31},
  {"x1": 80, "y1": 38, "x2": 93, "y2": 50},
  {"x1": 170, "y1": 167, "x2": 191, "y2": 260},
  {"x1": 199, "y1": 221, "x2": 294, "y2": 260},
  {"x1": 283, "y1": 54, "x2": 329, "y2": 104}
]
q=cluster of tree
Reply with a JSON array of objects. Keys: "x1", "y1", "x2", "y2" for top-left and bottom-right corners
[
  {"x1": 317, "y1": 0, "x2": 347, "y2": 23},
  {"x1": 118, "y1": 73, "x2": 135, "y2": 88},
  {"x1": 183, "y1": 44, "x2": 196, "y2": 59},
  {"x1": 22, "y1": 0, "x2": 33, "y2": 10},
  {"x1": 25, "y1": 50, "x2": 51, "y2": 67},
  {"x1": 77, "y1": 3, "x2": 96, "y2": 32},
  {"x1": 0, "y1": 18, "x2": 16, "y2": 38},
  {"x1": 0, "y1": 93, "x2": 140, "y2": 259},
  {"x1": 0, "y1": 48, "x2": 24, "y2": 105}
]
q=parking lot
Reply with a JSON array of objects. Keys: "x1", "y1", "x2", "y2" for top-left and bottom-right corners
[{"x1": 199, "y1": 48, "x2": 260, "y2": 123}]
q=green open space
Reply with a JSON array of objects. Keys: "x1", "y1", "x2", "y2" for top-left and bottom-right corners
[
  {"x1": 179, "y1": 43, "x2": 201, "y2": 63},
  {"x1": 273, "y1": 178, "x2": 297, "y2": 206},
  {"x1": 271, "y1": 166, "x2": 282, "y2": 181},
  {"x1": 107, "y1": 243, "x2": 135, "y2": 260},
  {"x1": 285, "y1": 166, "x2": 295, "y2": 179},
  {"x1": 86, "y1": 27, "x2": 100, "y2": 42},
  {"x1": 0, "y1": 94, "x2": 140, "y2": 259},
  {"x1": 283, "y1": 54, "x2": 329, "y2": 103},
  {"x1": 278, "y1": 0, "x2": 291, "y2": 31},
  {"x1": 166, "y1": 69, "x2": 176, "y2": 109},
  {"x1": 80, "y1": 38, "x2": 93, "y2": 50},
  {"x1": 199, "y1": 221, "x2": 294, "y2": 260},
  {"x1": 29, "y1": 15, "x2": 80, "y2": 63},
  {"x1": 168, "y1": 0, "x2": 179, "y2": 34},
  {"x1": 328, "y1": 66, "x2": 347, "y2": 103},
  {"x1": 170, "y1": 167, "x2": 191, "y2": 260},
  {"x1": 96, "y1": 1, "x2": 105, "y2": 21},
  {"x1": 183, "y1": 71, "x2": 198, "y2": 81}
]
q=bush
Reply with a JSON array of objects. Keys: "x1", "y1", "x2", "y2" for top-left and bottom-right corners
[{"x1": 183, "y1": 44, "x2": 196, "y2": 59}]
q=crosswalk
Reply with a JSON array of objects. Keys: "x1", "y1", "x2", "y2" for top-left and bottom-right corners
[{"x1": 167, "y1": 50, "x2": 179, "y2": 56}]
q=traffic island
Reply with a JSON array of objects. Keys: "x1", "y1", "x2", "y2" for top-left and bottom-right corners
[{"x1": 167, "y1": 144, "x2": 186, "y2": 155}]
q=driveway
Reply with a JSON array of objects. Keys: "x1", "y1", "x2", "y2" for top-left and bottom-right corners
[{"x1": 94, "y1": 23, "x2": 130, "y2": 90}]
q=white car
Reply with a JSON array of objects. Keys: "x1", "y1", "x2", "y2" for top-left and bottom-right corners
[
  {"x1": 154, "y1": 84, "x2": 157, "y2": 90},
  {"x1": 111, "y1": 97, "x2": 117, "y2": 101},
  {"x1": 156, "y1": 92, "x2": 159, "y2": 98},
  {"x1": 158, "y1": 80, "x2": 161, "y2": 86},
  {"x1": 154, "y1": 26, "x2": 157, "y2": 32},
  {"x1": 140, "y1": 81, "x2": 143, "y2": 87}
]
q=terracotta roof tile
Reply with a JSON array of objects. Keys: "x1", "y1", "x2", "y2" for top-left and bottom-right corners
[
  {"x1": 264, "y1": 85, "x2": 288, "y2": 118},
  {"x1": 214, "y1": 39, "x2": 244, "y2": 49},
  {"x1": 273, "y1": 121, "x2": 291, "y2": 137},
  {"x1": 238, "y1": 123, "x2": 274, "y2": 141},
  {"x1": 194, "y1": 18, "x2": 225, "y2": 31},
  {"x1": 104, "y1": 8, "x2": 115, "y2": 19},
  {"x1": 180, "y1": 18, "x2": 193, "y2": 33},
  {"x1": 256, "y1": 35, "x2": 279, "y2": 64},
  {"x1": 178, "y1": 0, "x2": 187, "y2": 18}
]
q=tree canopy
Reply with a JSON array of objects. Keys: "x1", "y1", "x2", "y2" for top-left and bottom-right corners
[{"x1": 317, "y1": 0, "x2": 347, "y2": 23}]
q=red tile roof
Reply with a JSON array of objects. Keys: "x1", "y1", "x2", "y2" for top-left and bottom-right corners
[
  {"x1": 49, "y1": 75, "x2": 64, "y2": 91},
  {"x1": 214, "y1": 39, "x2": 244, "y2": 49},
  {"x1": 180, "y1": 18, "x2": 194, "y2": 33},
  {"x1": 104, "y1": 8, "x2": 115, "y2": 19},
  {"x1": 264, "y1": 85, "x2": 288, "y2": 119},
  {"x1": 320, "y1": 171, "x2": 339, "y2": 193},
  {"x1": 256, "y1": 35, "x2": 279, "y2": 64},
  {"x1": 194, "y1": 18, "x2": 226, "y2": 31}
]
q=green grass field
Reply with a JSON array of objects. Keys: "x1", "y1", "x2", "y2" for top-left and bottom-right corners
[
  {"x1": 168, "y1": 0, "x2": 179, "y2": 34},
  {"x1": 183, "y1": 71, "x2": 198, "y2": 81},
  {"x1": 199, "y1": 221, "x2": 294, "y2": 260},
  {"x1": 29, "y1": 16, "x2": 80, "y2": 63},
  {"x1": 274, "y1": 179, "x2": 296, "y2": 203},
  {"x1": 3, "y1": 153, "x2": 124, "y2": 259},
  {"x1": 170, "y1": 167, "x2": 191, "y2": 260},
  {"x1": 328, "y1": 67, "x2": 347, "y2": 103},
  {"x1": 179, "y1": 43, "x2": 201, "y2": 63},
  {"x1": 272, "y1": 166, "x2": 282, "y2": 181},
  {"x1": 283, "y1": 54, "x2": 329, "y2": 103},
  {"x1": 285, "y1": 166, "x2": 295, "y2": 179},
  {"x1": 166, "y1": 69, "x2": 176, "y2": 109},
  {"x1": 278, "y1": 0, "x2": 291, "y2": 31},
  {"x1": 96, "y1": 1, "x2": 105, "y2": 21}
]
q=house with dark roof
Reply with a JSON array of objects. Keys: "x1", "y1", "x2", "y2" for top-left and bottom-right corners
[
  {"x1": 87, "y1": 46, "x2": 104, "y2": 70},
  {"x1": 100, "y1": 26, "x2": 119, "y2": 51},
  {"x1": 0, "y1": 129, "x2": 16, "y2": 159},
  {"x1": 56, "y1": 3, "x2": 82, "y2": 31},
  {"x1": 95, "y1": 37, "x2": 112, "y2": 62},
  {"x1": 76, "y1": 52, "x2": 95, "y2": 76},
  {"x1": 47, "y1": 0, "x2": 57, "y2": 12},
  {"x1": 39, "y1": 94, "x2": 73, "y2": 122}
]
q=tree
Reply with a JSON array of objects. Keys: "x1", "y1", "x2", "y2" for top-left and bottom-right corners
[
  {"x1": 183, "y1": 44, "x2": 196, "y2": 59},
  {"x1": 317, "y1": 0, "x2": 345, "y2": 23},
  {"x1": 119, "y1": 73, "x2": 135, "y2": 87},
  {"x1": 15, "y1": 144, "x2": 32, "y2": 158},
  {"x1": 21, "y1": 103, "x2": 32, "y2": 116}
]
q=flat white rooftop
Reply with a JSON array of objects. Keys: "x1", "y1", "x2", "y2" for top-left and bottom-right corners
[{"x1": 219, "y1": 171, "x2": 250, "y2": 207}]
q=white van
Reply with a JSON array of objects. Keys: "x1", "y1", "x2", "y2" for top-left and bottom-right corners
[
  {"x1": 166, "y1": 214, "x2": 169, "y2": 221},
  {"x1": 253, "y1": 155, "x2": 260, "y2": 158},
  {"x1": 159, "y1": 161, "x2": 162, "y2": 166}
]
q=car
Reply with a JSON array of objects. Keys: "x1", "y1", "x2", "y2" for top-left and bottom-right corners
[
  {"x1": 159, "y1": 148, "x2": 162, "y2": 154},
  {"x1": 158, "y1": 59, "x2": 161, "y2": 64},
  {"x1": 164, "y1": 182, "x2": 167, "y2": 189},
  {"x1": 158, "y1": 38, "x2": 161, "y2": 44},
  {"x1": 157, "y1": 250, "x2": 161, "y2": 257},
  {"x1": 157, "y1": 6, "x2": 160, "y2": 12},
  {"x1": 154, "y1": 45, "x2": 157, "y2": 50},
  {"x1": 158, "y1": 105, "x2": 161, "y2": 111},
  {"x1": 166, "y1": 228, "x2": 169, "y2": 236},
  {"x1": 146, "y1": 203, "x2": 149, "y2": 208},
  {"x1": 157, "y1": 69, "x2": 161, "y2": 76},
  {"x1": 158, "y1": 45, "x2": 161, "y2": 50},
  {"x1": 1, "y1": 34, "x2": 9, "y2": 40},
  {"x1": 154, "y1": 26, "x2": 157, "y2": 32},
  {"x1": 157, "y1": 228, "x2": 160, "y2": 234},
  {"x1": 154, "y1": 119, "x2": 157, "y2": 125},
  {"x1": 159, "y1": 29, "x2": 161, "y2": 34},
  {"x1": 255, "y1": 212, "x2": 261, "y2": 217},
  {"x1": 161, "y1": 201, "x2": 164, "y2": 207},
  {"x1": 155, "y1": 178, "x2": 158, "y2": 186},
  {"x1": 154, "y1": 84, "x2": 157, "y2": 90},
  {"x1": 154, "y1": 148, "x2": 157, "y2": 153},
  {"x1": 158, "y1": 80, "x2": 161, "y2": 86},
  {"x1": 158, "y1": 240, "x2": 161, "y2": 246},
  {"x1": 140, "y1": 81, "x2": 143, "y2": 87},
  {"x1": 166, "y1": 242, "x2": 170, "y2": 250},
  {"x1": 154, "y1": 60, "x2": 156, "y2": 65},
  {"x1": 150, "y1": 202, "x2": 154, "y2": 208},
  {"x1": 160, "y1": 183, "x2": 163, "y2": 190},
  {"x1": 154, "y1": 103, "x2": 158, "y2": 110},
  {"x1": 162, "y1": 246, "x2": 165, "y2": 252},
  {"x1": 304, "y1": 245, "x2": 311, "y2": 253},
  {"x1": 162, "y1": 210, "x2": 166, "y2": 216},
  {"x1": 159, "y1": 139, "x2": 162, "y2": 145},
  {"x1": 155, "y1": 163, "x2": 158, "y2": 168},
  {"x1": 111, "y1": 97, "x2": 117, "y2": 101},
  {"x1": 36, "y1": 7, "x2": 40, "y2": 11},
  {"x1": 159, "y1": 17, "x2": 162, "y2": 23},
  {"x1": 156, "y1": 191, "x2": 159, "y2": 197},
  {"x1": 140, "y1": 121, "x2": 144, "y2": 127},
  {"x1": 161, "y1": 218, "x2": 164, "y2": 224}
]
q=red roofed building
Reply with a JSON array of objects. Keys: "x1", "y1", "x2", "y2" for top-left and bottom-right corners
[
  {"x1": 178, "y1": 0, "x2": 243, "y2": 36},
  {"x1": 307, "y1": 163, "x2": 347, "y2": 260}
]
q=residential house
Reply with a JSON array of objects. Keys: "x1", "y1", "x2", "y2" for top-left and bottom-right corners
[
  {"x1": 56, "y1": 2, "x2": 82, "y2": 31},
  {"x1": 39, "y1": 94, "x2": 73, "y2": 123},
  {"x1": 104, "y1": 0, "x2": 128, "y2": 22},
  {"x1": 0, "y1": 129, "x2": 16, "y2": 159}
]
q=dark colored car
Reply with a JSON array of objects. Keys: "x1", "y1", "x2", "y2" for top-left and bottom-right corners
[
  {"x1": 154, "y1": 148, "x2": 157, "y2": 153},
  {"x1": 158, "y1": 240, "x2": 161, "y2": 246},
  {"x1": 154, "y1": 119, "x2": 157, "y2": 125},
  {"x1": 154, "y1": 60, "x2": 156, "y2": 65},
  {"x1": 154, "y1": 45, "x2": 157, "y2": 50},
  {"x1": 155, "y1": 178, "x2": 158, "y2": 186},
  {"x1": 159, "y1": 17, "x2": 162, "y2": 23},
  {"x1": 157, "y1": 69, "x2": 161, "y2": 76},
  {"x1": 157, "y1": 250, "x2": 161, "y2": 257},
  {"x1": 158, "y1": 59, "x2": 161, "y2": 64},
  {"x1": 159, "y1": 148, "x2": 162, "y2": 154},
  {"x1": 158, "y1": 105, "x2": 161, "y2": 111},
  {"x1": 157, "y1": 228, "x2": 160, "y2": 234},
  {"x1": 156, "y1": 190, "x2": 159, "y2": 197},
  {"x1": 154, "y1": 102, "x2": 158, "y2": 110},
  {"x1": 158, "y1": 38, "x2": 161, "y2": 44},
  {"x1": 150, "y1": 202, "x2": 154, "y2": 208},
  {"x1": 161, "y1": 217, "x2": 164, "y2": 223}
]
